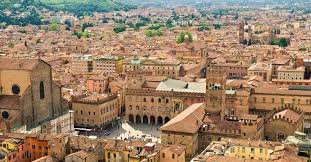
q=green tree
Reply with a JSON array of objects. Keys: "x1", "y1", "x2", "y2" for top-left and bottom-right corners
[
  {"x1": 144, "y1": 28, "x2": 163, "y2": 37},
  {"x1": 64, "y1": 19, "x2": 72, "y2": 27},
  {"x1": 49, "y1": 23, "x2": 60, "y2": 31},
  {"x1": 135, "y1": 22, "x2": 145, "y2": 29},
  {"x1": 176, "y1": 31, "x2": 193, "y2": 44},
  {"x1": 82, "y1": 23, "x2": 94, "y2": 32},
  {"x1": 270, "y1": 39, "x2": 279, "y2": 45},
  {"x1": 145, "y1": 30, "x2": 154, "y2": 37},
  {"x1": 213, "y1": 24, "x2": 221, "y2": 29},
  {"x1": 279, "y1": 38, "x2": 288, "y2": 47},
  {"x1": 74, "y1": 31, "x2": 91, "y2": 39},
  {"x1": 148, "y1": 24, "x2": 163, "y2": 30},
  {"x1": 166, "y1": 19, "x2": 174, "y2": 29},
  {"x1": 113, "y1": 25, "x2": 126, "y2": 33}
]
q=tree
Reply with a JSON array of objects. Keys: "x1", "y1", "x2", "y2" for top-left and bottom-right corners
[
  {"x1": 145, "y1": 30, "x2": 154, "y2": 37},
  {"x1": 144, "y1": 28, "x2": 163, "y2": 37},
  {"x1": 74, "y1": 31, "x2": 91, "y2": 39},
  {"x1": 113, "y1": 25, "x2": 126, "y2": 33},
  {"x1": 270, "y1": 38, "x2": 288, "y2": 47},
  {"x1": 176, "y1": 31, "x2": 193, "y2": 44},
  {"x1": 82, "y1": 23, "x2": 94, "y2": 32},
  {"x1": 279, "y1": 38, "x2": 288, "y2": 47},
  {"x1": 166, "y1": 19, "x2": 174, "y2": 29},
  {"x1": 135, "y1": 22, "x2": 145, "y2": 29},
  {"x1": 49, "y1": 23, "x2": 60, "y2": 31},
  {"x1": 270, "y1": 39, "x2": 279, "y2": 46},
  {"x1": 213, "y1": 24, "x2": 221, "y2": 30},
  {"x1": 64, "y1": 19, "x2": 72, "y2": 27},
  {"x1": 148, "y1": 24, "x2": 163, "y2": 30},
  {"x1": 198, "y1": 23, "x2": 209, "y2": 31}
]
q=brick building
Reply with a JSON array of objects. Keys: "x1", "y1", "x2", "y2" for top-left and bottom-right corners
[
  {"x1": 72, "y1": 94, "x2": 119, "y2": 128},
  {"x1": 0, "y1": 58, "x2": 66, "y2": 129}
]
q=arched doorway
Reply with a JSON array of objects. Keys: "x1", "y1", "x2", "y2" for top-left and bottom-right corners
[
  {"x1": 157, "y1": 116, "x2": 163, "y2": 125},
  {"x1": 164, "y1": 117, "x2": 170, "y2": 123},
  {"x1": 136, "y1": 115, "x2": 141, "y2": 124},
  {"x1": 150, "y1": 116, "x2": 155, "y2": 125},
  {"x1": 277, "y1": 132, "x2": 285, "y2": 141},
  {"x1": 129, "y1": 114, "x2": 134, "y2": 123},
  {"x1": 143, "y1": 115, "x2": 148, "y2": 124}
]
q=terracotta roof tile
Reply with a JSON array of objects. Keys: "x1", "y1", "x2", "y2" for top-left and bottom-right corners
[
  {"x1": 0, "y1": 58, "x2": 39, "y2": 70},
  {"x1": 160, "y1": 103, "x2": 205, "y2": 134}
]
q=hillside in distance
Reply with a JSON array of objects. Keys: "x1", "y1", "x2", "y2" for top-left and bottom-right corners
[
  {"x1": 124, "y1": 0, "x2": 311, "y2": 8},
  {"x1": 0, "y1": 0, "x2": 136, "y2": 16},
  {"x1": 38, "y1": 0, "x2": 136, "y2": 15}
]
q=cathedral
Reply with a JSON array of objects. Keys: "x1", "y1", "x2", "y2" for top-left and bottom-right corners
[{"x1": 0, "y1": 58, "x2": 66, "y2": 130}]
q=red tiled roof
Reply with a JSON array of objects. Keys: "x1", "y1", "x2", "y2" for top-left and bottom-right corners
[
  {"x1": 273, "y1": 109, "x2": 301, "y2": 122},
  {"x1": 0, "y1": 58, "x2": 40, "y2": 70},
  {"x1": 160, "y1": 103, "x2": 205, "y2": 134}
]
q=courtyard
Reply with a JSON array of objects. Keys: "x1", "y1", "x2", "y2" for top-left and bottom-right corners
[{"x1": 104, "y1": 122, "x2": 161, "y2": 143}]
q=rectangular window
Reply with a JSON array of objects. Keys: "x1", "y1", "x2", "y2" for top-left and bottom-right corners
[
  {"x1": 281, "y1": 98, "x2": 284, "y2": 104},
  {"x1": 251, "y1": 148, "x2": 254, "y2": 153},
  {"x1": 172, "y1": 154, "x2": 175, "y2": 159},
  {"x1": 260, "y1": 149, "x2": 263, "y2": 153},
  {"x1": 298, "y1": 99, "x2": 301, "y2": 104},
  {"x1": 162, "y1": 153, "x2": 165, "y2": 158},
  {"x1": 242, "y1": 147, "x2": 245, "y2": 153},
  {"x1": 230, "y1": 147, "x2": 235, "y2": 153}
]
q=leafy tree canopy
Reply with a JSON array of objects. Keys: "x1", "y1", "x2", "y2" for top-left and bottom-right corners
[{"x1": 176, "y1": 31, "x2": 193, "y2": 44}]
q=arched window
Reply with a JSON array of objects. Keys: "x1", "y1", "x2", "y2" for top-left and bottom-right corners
[{"x1": 40, "y1": 81, "x2": 45, "y2": 99}]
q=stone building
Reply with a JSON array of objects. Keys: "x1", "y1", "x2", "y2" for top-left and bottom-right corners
[
  {"x1": 277, "y1": 66, "x2": 305, "y2": 80},
  {"x1": 160, "y1": 144, "x2": 186, "y2": 162},
  {"x1": 247, "y1": 62, "x2": 272, "y2": 81},
  {"x1": 65, "y1": 150, "x2": 97, "y2": 162},
  {"x1": 125, "y1": 71, "x2": 205, "y2": 125},
  {"x1": 72, "y1": 94, "x2": 119, "y2": 128},
  {"x1": 0, "y1": 58, "x2": 66, "y2": 129},
  {"x1": 160, "y1": 103, "x2": 205, "y2": 161},
  {"x1": 0, "y1": 133, "x2": 51, "y2": 162},
  {"x1": 71, "y1": 55, "x2": 93, "y2": 75},
  {"x1": 160, "y1": 63, "x2": 306, "y2": 158},
  {"x1": 93, "y1": 55, "x2": 123, "y2": 75},
  {"x1": 123, "y1": 56, "x2": 181, "y2": 79},
  {"x1": 86, "y1": 76, "x2": 109, "y2": 94},
  {"x1": 264, "y1": 106, "x2": 304, "y2": 141},
  {"x1": 191, "y1": 138, "x2": 307, "y2": 162}
]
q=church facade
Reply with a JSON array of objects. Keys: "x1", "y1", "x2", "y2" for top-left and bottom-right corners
[{"x1": 0, "y1": 58, "x2": 66, "y2": 130}]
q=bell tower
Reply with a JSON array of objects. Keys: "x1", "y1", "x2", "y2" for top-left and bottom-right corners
[
  {"x1": 238, "y1": 20, "x2": 245, "y2": 44},
  {"x1": 205, "y1": 64, "x2": 227, "y2": 120}
]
